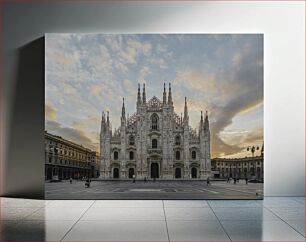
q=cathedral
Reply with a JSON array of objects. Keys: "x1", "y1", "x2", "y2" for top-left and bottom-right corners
[{"x1": 100, "y1": 83, "x2": 211, "y2": 179}]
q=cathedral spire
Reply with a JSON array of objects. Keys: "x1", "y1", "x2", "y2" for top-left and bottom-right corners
[
  {"x1": 107, "y1": 111, "x2": 110, "y2": 126},
  {"x1": 184, "y1": 97, "x2": 188, "y2": 120},
  {"x1": 121, "y1": 97, "x2": 126, "y2": 119},
  {"x1": 137, "y1": 83, "x2": 141, "y2": 105},
  {"x1": 204, "y1": 110, "x2": 209, "y2": 131},
  {"x1": 101, "y1": 111, "x2": 105, "y2": 132},
  {"x1": 163, "y1": 83, "x2": 167, "y2": 104},
  {"x1": 200, "y1": 110, "x2": 204, "y2": 131},
  {"x1": 168, "y1": 83, "x2": 173, "y2": 105},
  {"x1": 142, "y1": 83, "x2": 146, "y2": 104},
  {"x1": 101, "y1": 111, "x2": 105, "y2": 123}
]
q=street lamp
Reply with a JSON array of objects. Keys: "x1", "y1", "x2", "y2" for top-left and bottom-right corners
[{"x1": 246, "y1": 146, "x2": 259, "y2": 157}]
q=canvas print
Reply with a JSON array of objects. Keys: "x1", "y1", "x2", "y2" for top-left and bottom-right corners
[{"x1": 45, "y1": 34, "x2": 263, "y2": 199}]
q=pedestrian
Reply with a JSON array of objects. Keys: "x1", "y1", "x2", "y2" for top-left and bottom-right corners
[
  {"x1": 227, "y1": 177, "x2": 230, "y2": 183},
  {"x1": 245, "y1": 177, "x2": 248, "y2": 185},
  {"x1": 234, "y1": 178, "x2": 236, "y2": 184},
  {"x1": 132, "y1": 174, "x2": 136, "y2": 183},
  {"x1": 85, "y1": 178, "x2": 90, "y2": 188},
  {"x1": 206, "y1": 177, "x2": 211, "y2": 186},
  {"x1": 70, "y1": 177, "x2": 72, "y2": 184},
  {"x1": 144, "y1": 176, "x2": 147, "y2": 183}
]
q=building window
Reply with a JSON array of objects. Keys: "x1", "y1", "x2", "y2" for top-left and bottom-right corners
[
  {"x1": 151, "y1": 113, "x2": 159, "y2": 130},
  {"x1": 191, "y1": 150, "x2": 196, "y2": 159},
  {"x1": 129, "y1": 136, "x2": 135, "y2": 145},
  {"x1": 114, "y1": 151, "x2": 119, "y2": 160},
  {"x1": 152, "y1": 139, "x2": 158, "y2": 149},
  {"x1": 175, "y1": 135, "x2": 181, "y2": 145},
  {"x1": 250, "y1": 167, "x2": 255, "y2": 175},
  {"x1": 129, "y1": 151, "x2": 134, "y2": 160},
  {"x1": 176, "y1": 151, "x2": 181, "y2": 160}
]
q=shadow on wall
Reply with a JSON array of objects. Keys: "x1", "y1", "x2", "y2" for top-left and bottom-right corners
[
  {"x1": 1, "y1": 218, "x2": 46, "y2": 241},
  {"x1": 4, "y1": 37, "x2": 45, "y2": 199}
]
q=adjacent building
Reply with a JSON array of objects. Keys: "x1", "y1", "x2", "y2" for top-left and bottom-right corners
[
  {"x1": 100, "y1": 83, "x2": 211, "y2": 179},
  {"x1": 211, "y1": 154, "x2": 264, "y2": 180},
  {"x1": 45, "y1": 131, "x2": 100, "y2": 180}
]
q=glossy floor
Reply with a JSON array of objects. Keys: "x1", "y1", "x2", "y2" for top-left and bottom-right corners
[{"x1": 0, "y1": 197, "x2": 304, "y2": 241}]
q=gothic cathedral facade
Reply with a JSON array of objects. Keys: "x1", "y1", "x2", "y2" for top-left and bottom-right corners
[{"x1": 100, "y1": 83, "x2": 211, "y2": 179}]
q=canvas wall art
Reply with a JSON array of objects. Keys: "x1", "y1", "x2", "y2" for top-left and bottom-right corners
[{"x1": 45, "y1": 34, "x2": 263, "y2": 199}]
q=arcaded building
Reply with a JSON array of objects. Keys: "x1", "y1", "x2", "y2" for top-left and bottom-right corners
[
  {"x1": 45, "y1": 132, "x2": 100, "y2": 180},
  {"x1": 100, "y1": 83, "x2": 211, "y2": 179}
]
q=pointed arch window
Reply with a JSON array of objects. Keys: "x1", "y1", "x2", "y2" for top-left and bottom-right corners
[
  {"x1": 129, "y1": 135, "x2": 135, "y2": 145},
  {"x1": 152, "y1": 139, "x2": 158, "y2": 149},
  {"x1": 192, "y1": 150, "x2": 196, "y2": 159},
  {"x1": 176, "y1": 151, "x2": 181, "y2": 160},
  {"x1": 175, "y1": 135, "x2": 181, "y2": 145},
  {"x1": 114, "y1": 151, "x2": 119, "y2": 160},
  {"x1": 129, "y1": 151, "x2": 134, "y2": 160},
  {"x1": 151, "y1": 113, "x2": 159, "y2": 130}
]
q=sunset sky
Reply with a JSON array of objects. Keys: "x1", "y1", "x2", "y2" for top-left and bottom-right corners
[{"x1": 45, "y1": 34, "x2": 263, "y2": 158}]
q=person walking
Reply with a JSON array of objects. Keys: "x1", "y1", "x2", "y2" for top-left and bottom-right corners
[
  {"x1": 144, "y1": 176, "x2": 147, "y2": 183},
  {"x1": 132, "y1": 174, "x2": 136, "y2": 183},
  {"x1": 70, "y1": 177, "x2": 72, "y2": 184},
  {"x1": 245, "y1": 177, "x2": 248, "y2": 185},
  {"x1": 85, "y1": 178, "x2": 90, "y2": 188},
  {"x1": 206, "y1": 177, "x2": 211, "y2": 186},
  {"x1": 234, "y1": 178, "x2": 237, "y2": 184}
]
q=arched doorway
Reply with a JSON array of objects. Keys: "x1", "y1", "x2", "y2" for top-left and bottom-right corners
[
  {"x1": 113, "y1": 168, "x2": 119, "y2": 178},
  {"x1": 191, "y1": 167, "x2": 197, "y2": 178},
  {"x1": 151, "y1": 163, "x2": 159, "y2": 178},
  {"x1": 128, "y1": 168, "x2": 135, "y2": 178},
  {"x1": 175, "y1": 168, "x2": 181, "y2": 178}
]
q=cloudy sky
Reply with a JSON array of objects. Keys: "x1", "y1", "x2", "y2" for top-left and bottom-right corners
[{"x1": 45, "y1": 34, "x2": 263, "y2": 158}]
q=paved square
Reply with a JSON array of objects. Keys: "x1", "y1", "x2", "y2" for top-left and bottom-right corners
[{"x1": 45, "y1": 180, "x2": 263, "y2": 199}]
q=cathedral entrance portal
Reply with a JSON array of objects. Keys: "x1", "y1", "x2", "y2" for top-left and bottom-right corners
[
  {"x1": 113, "y1": 168, "x2": 119, "y2": 178},
  {"x1": 128, "y1": 168, "x2": 135, "y2": 178},
  {"x1": 151, "y1": 163, "x2": 159, "y2": 178},
  {"x1": 191, "y1": 167, "x2": 197, "y2": 178},
  {"x1": 175, "y1": 168, "x2": 181, "y2": 178}
]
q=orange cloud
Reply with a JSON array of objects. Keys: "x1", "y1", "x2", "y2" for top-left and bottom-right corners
[{"x1": 45, "y1": 102, "x2": 57, "y2": 121}]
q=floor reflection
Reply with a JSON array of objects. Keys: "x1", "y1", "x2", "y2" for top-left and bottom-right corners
[{"x1": 0, "y1": 197, "x2": 304, "y2": 241}]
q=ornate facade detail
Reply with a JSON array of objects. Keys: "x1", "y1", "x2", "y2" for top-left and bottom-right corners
[{"x1": 100, "y1": 83, "x2": 211, "y2": 179}]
